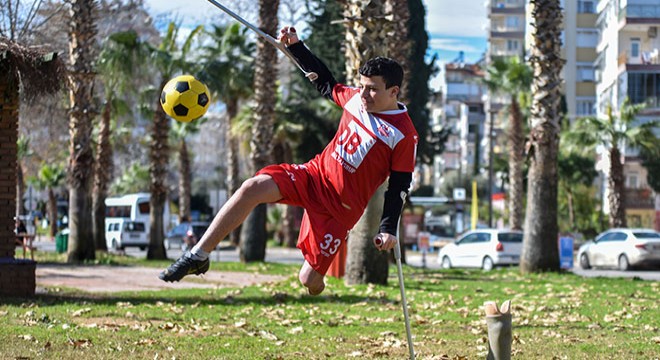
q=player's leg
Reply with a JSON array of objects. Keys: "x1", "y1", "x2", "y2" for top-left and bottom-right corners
[
  {"x1": 299, "y1": 260, "x2": 325, "y2": 295},
  {"x1": 160, "y1": 174, "x2": 281, "y2": 282},
  {"x1": 195, "y1": 174, "x2": 282, "y2": 252}
]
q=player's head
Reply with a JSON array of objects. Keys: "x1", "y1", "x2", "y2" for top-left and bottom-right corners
[
  {"x1": 359, "y1": 57, "x2": 403, "y2": 89},
  {"x1": 358, "y1": 57, "x2": 403, "y2": 113}
]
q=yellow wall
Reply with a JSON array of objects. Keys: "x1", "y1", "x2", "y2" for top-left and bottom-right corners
[
  {"x1": 576, "y1": 82, "x2": 596, "y2": 96},
  {"x1": 626, "y1": 209, "x2": 655, "y2": 229},
  {"x1": 577, "y1": 14, "x2": 598, "y2": 28},
  {"x1": 576, "y1": 48, "x2": 597, "y2": 62}
]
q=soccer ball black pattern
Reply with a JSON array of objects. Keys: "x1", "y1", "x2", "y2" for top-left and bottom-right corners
[{"x1": 160, "y1": 75, "x2": 211, "y2": 123}]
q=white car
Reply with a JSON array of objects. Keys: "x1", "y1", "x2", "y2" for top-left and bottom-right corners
[
  {"x1": 577, "y1": 228, "x2": 660, "y2": 271},
  {"x1": 437, "y1": 229, "x2": 523, "y2": 271}
]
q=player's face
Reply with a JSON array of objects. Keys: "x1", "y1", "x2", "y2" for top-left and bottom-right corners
[{"x1": 358, "y1": 75, "x2": 399, "y2": 113}]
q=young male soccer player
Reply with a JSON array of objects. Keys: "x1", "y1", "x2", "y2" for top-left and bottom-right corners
[{"x1": 160, "y1": 26, "x2": 418, "y2": 295}]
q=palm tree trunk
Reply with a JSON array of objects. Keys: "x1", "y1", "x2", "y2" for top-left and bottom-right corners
[
  {"x1": 226, "y1": 99, "x2": 242, "y2": 246},
  {"x1": 93, "y1": 100, "x2": 112, "y2": 251},
  {"x1": 239, "y1": 0, "x2": 279, "y2": 262},
  {"x1": 508, "y1": 98, "x2": 524, "y2": 230},
  {"x1": 47, "y1": 188, "x2": 58, "y2": 240},
  {"x1": 1, "y1": 75, "x2": 19, "y2": 259},
  {"x1": 66, "y1": 0, "x2": 98, "y2": 263},
  {"x1": 16, "y1": 164, "x2": 25, "y2": 218},
  {"x1": 520, "y1": 0, "x2": 562, "y2": 273},
  {"x1": 346, "y1": 184, "x2": 389, "y2": 285},
  {"x1": 147, "y1": 79, "x2": 170, "y2": 260},
  {"x1": 178, "y1": 140, "x2": 192, "y2": 222},
  {"x1": 608, "y1": 147, "x2": 626, "y2": 228}
]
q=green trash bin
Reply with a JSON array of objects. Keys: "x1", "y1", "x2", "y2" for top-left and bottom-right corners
[{"x1": 55, "y1": 229, "x2": 69, "y2": 253}]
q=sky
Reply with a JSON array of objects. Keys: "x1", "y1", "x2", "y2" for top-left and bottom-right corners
[{"x1": 142, "y1": 0, "x2": 489, "y2": 90}]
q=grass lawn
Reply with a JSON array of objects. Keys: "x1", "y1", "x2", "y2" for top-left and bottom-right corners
[{"x1": 1, "y1": 251, "x2": 659, "y2": 359}]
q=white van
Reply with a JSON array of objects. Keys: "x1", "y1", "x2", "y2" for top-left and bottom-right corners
[
  {"x1": 105, "y1": 218, "x2": 148, "y2": 250},
  {"x1": 105, "y1": 193, "x2": 172, "y2": 236}
]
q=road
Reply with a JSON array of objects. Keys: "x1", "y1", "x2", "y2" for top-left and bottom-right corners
[{"x1": 32, "y1": 239, "x2": 660, "y2": 281}]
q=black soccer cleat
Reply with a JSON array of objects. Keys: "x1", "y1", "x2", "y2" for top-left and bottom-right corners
[{"x1": 159, "y1": 252, "x2": 210, "y2": 282}]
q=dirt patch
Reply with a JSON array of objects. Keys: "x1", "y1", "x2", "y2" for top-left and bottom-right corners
[{"x1": 36, "y1": 264, "x2": 286, "y2": 293}]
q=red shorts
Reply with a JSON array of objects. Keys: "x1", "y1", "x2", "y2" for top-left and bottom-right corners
[{"x1": 257, "y1": 164, "x2": 349, "y2": 275}]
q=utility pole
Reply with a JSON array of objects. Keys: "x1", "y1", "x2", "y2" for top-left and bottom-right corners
[{"x1": 488, "y1": 113, "x2": 494, "y2": 228}]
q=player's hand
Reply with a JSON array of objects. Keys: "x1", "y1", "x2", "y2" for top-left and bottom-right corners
[
  {"x1": 373, "y1": 233, "x2": 397, "y2": 251},
  {"x1": 278, "y1": 26, "x2": 299, "y2": 47}
]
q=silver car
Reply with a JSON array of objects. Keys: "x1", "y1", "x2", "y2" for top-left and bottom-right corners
[{"x1": 577, "y1": 228, "x2": 660, "y2": 271}]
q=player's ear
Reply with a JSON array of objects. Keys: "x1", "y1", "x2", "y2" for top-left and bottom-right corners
[{"x1": 389, "y1": 85, "x2": 400, "y2": 98}]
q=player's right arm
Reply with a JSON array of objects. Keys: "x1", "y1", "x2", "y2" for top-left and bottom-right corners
[{"x1": 278, "y1": 26, "x2": 337, "y2": 101}]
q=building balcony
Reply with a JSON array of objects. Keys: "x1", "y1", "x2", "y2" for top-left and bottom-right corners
[
  {"x1": 489, "y1": 30, "x2": 525, "y2": 39},
  {"x1": 619, "y1": 4, "x2": 660, "y2": 22},
  {"x1": 624, "y1": 188, "x2": 655, "y2": 210}
]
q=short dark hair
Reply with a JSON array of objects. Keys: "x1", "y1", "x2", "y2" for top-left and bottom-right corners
[{"x1": 359, "y1": 57, "x2": 403, "y2": 89}]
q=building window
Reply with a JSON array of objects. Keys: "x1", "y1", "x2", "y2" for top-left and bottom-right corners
[
  {"x1": 627, "y1": 73, "x2": 660, "y2": 105},
  {"x1": 577, "y1": 64, "x2": 595, "y2": 82},
  {"x1": 631, "y1": 38, "x2": 640, "y2": 58},
  {"x1": 507, "y1": 40, "x2": 519, "y2": 51},
  {"x1": 578, "y1": 0, "x2": 595, "y2": 13},
  {"x1": 626, "y1": 173, "x2": 639, "y2": 189},
  {"x1": 576, "y1": 100, "x2": 595, "y2": 116},
  {"x1": 576, "y1": 29, "x2": 598, "y2": 47},
  {"x1": 506, "y1": 16, "x2": 519, "y2": 29}
]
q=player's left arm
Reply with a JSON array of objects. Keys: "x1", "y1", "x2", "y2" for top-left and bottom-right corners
[{"x1": 373, "y1": 170, "x2": 412, "y2": 251}]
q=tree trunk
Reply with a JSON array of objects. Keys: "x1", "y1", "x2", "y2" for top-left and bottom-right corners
[
  {"x1": 226, "y1": 99, "x2": 242, "y2": 246},
  {"x1": 178, "y1": 140, "x2": 192, "y2": 222},
  {"x1": 239, "y1": 204, "x2": 268, "y2": 261},
  {"x1": 47, "y1": 188, "x2": 58, "y2": 240},
  {"x1": 520, "y1": 0, "x2": 562, "y2": 273},
  {"x1": 240, "y1": 0, "x2": 279, "y2": 262},
  {"x1": 147, "y1": 80, "x2": 169, "y2": 260},
  {"x1": 346, "y1": 184, "x2": 389, "y2": 285},
  {"x1": 16, "y1": 163, "x2": 24, "y2": 218},
  {"x1": 67, "y1": 0, "x2": 98, "y2": 263},
  {"x1": 508, "y1": 98, "x2": 524, "y2": 230},
  {"x1": 608, "y1": 147, "x2": 626, "y2": 228},
  {"x1": 1, "y1": 75, "x2": 19, "y2": 259},
  {"x1": 93, "y1": 100, "x2": 112, "y2": 251}
]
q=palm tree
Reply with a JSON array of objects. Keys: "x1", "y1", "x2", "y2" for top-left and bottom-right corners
[
  {"x1": 142, "y1": 22, "x2": 203, "y2": 260},
  {"x1": 66, "y1": 0, "x2": 98, "y2": 263},
  {"x1": 565, "y1": 99, "x2": 659, "y2": 228},
  {"x1": 520, "y1": 0, "x2": 563, "y2": 273},
  {"x1": 0, "y1": 38, "x2": 64, "y2": 268},
  {"x1": 199, "y1": 23, "x2": 255, "y2": 246},
  {"x1": 33, "y1": 164, "x2": 66, "y2": 240},
  {"x1": 342, "y1": 0, "x2": 396, "y2": 286},
  {"x1": 483, "y1": 57, "x2": 532, "y2": 230},
  {"x1": 170, "y1": 118, "x2": 207, "y2": 222},
  {"x1": 239, "y1": 0, "x2": 279, "y2": 262},
  {"x1": 93, "y1": 30, "x2": 141, "y2": 251}
]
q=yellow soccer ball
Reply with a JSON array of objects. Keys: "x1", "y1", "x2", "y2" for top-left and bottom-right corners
[{"x1": 160, "y1": 75, "x2": 211, "y2": 122}]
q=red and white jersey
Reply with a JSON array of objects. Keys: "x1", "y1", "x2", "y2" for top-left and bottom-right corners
[{"x1": 306, "y1": 84, "x2": 418, "y2": 227}]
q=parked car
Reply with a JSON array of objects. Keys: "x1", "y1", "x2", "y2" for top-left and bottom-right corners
[
  {"x1": 577, "y1": 228, "x2": 660, "y2": 271},
  {"x1": 105, "y1": 218, "x2": 148, "y2": 251},
  {"x1": 437, "y1": 229, "x2": 523, "y2": 271},
  {"x1": 164, "y1": 221, "x2": 210, "y2": 250}
]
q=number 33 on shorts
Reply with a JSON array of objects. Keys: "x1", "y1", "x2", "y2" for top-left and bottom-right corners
[{"x1": 319, "y1": 234, "x2": 342, "y2": 256}]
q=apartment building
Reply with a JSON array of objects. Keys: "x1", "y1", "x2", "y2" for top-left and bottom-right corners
[
  {"x1": 594, "y1": 0, "x2": 660, "y2": 228},
  {"x1": 562, "y1": 0, "x2": 599, "y2": 121},
  {"x1": 435, "y1": 60, "x2": 487, "y2": 195},
  {"x1": 484, "y1": 0, "x2": 527, "y2": 170}
]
